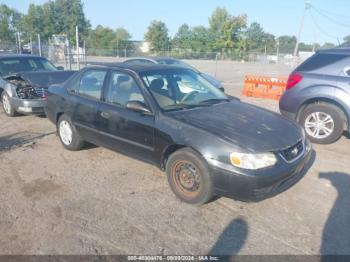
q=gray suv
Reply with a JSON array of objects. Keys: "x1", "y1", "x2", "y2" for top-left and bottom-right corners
[{"x1": 280, "y1": 48, "x2": 350, "y2": 144}]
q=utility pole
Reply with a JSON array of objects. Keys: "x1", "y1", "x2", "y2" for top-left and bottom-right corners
[{"x1": 293, "y1": 1, "x2": 311, "y2": 57}]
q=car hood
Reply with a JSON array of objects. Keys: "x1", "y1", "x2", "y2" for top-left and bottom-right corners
[
  {"x1": 10, "y1": 70, "x2": 76, "y2": 88},
  {"x1": 169, "y1": 100, "x2": 302, "y2": 152}
]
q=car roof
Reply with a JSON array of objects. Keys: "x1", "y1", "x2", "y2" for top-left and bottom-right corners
[
  {"x1": 87, "y1": 62, "x2": 192, "y2": 73},
  {"x1": 124, "y1": 56, "x2": 178, "y2": 63},
  {"x1": 0, "y1": 54, "x2": 45, "y2": 59},
  {"x1": 316, "y1": 48, "x2": 350, "y2": 55}
]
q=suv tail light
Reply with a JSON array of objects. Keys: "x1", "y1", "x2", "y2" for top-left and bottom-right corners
[{"x1": 286, "y1": 73, "x2": 303, "y2": 90}]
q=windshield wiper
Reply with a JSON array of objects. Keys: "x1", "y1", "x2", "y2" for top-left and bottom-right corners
[{"x1": 198, "y1": 98, "x2": 230, "y2": 105}]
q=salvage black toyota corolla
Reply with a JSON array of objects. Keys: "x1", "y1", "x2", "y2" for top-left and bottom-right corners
[{"x1": 45, "y1": 63, "x2": 312, "y2": 205}]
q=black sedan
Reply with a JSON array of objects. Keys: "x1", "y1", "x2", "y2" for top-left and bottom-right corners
[{"x1": 45, "y1": 63, "x2": 312, "y2": 205}]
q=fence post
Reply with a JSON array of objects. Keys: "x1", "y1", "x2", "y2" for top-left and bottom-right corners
[
  {"x1": 67, "y1": 43, "x2": 72, "y2": 70},
  {"x1": 17, "y1": 32, "x2": 22, "y2": 54},
  {"x1": 76, "y1": 26, "x2": 80, "y2": 70},
  {"x1": 214, "y1": 53, "x2": 219, "y2": 78},
  {"x1": 37, "y1": 34, "x2": 42, "y2": 57}
]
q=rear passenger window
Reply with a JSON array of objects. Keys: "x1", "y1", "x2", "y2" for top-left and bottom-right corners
[
  {"x1": 297, "y1": 54, "x2": 348, "y2": 72},
  {"x1": 78, "y1": 70, "x2": 107, "y2": 100}
]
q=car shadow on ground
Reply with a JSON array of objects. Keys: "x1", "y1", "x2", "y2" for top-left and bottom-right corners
[
  {"x1": 0, "y1": 131, "x2": 55, "y2": 152},
  {"x1": 208, "y1": 218, "x2": 248, "y2": 257},
  {"x1": 206, "y1": 150, "x2": 317, "y2": 259},
  {"x1": 319, "y1": 172, "x2": 350, "y2": 259}
]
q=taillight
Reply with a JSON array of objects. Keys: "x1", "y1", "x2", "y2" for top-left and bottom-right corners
[{"x1": 286, "y1": 73, "x2": 303, "y2": 90}]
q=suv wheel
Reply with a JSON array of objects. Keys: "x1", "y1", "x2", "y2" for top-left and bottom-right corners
[
  {"x1": 299, "y1": 103, "x2": 345, "y2": 144},
  {"x1": 57, "y1": 115, "x2": 85, "y2": 150},
  {"x1": 1, "y1": 91, "x2": 17, "y2": 117},
  {"x1": 166, "y1": 148, "x2": 213, "y2": 205}
]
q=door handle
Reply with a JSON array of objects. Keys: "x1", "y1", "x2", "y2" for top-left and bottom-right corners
[{"x1": 100, "y1": 111, "x2": 110, "y2": 119}]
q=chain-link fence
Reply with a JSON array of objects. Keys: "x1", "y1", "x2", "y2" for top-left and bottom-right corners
[{"x1": 0, "y1": 40, "x2": 303, "y2": 71}]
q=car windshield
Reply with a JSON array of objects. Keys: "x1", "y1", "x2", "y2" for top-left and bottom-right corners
[
  {"x1": 140, "y1": 69, "x2": 228, "y2": 111},
  {"x1": 0, "y1": 57, "x2": 57, "y2": 76}
]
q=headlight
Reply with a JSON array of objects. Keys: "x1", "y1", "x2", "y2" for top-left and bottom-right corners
[{"x1": 230, "y1": 152, "x2": 277, "y2": 170}]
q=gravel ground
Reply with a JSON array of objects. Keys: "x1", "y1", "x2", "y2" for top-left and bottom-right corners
[{"x1": 0, "y1": 60, "x2": 349, "y2": 256}]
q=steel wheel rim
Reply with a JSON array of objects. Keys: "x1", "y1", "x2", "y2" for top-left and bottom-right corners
[
  {"x1": 172, "y1": 160, "x2": 201, "y2": 198},
  {"x1": 305, "y1": 112, "x2": 335, "y2": 139},
  {"x1": 59, "y1": 120, "x2": 73, "y2": 145},
  {"x1": 2, "y1": 93, "x2": 11, "y2": 114}
]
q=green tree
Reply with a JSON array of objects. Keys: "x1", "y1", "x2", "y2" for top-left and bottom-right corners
[
  {"x1": 321, "y1": 42, "x2": 336, "y2": 49},
  {"x1": 208, "y1": 7, "x2": 247, "y2": 53},
  {"x1": 172, "y1": 23, "x2": 192, "y2": 50},
  {"x1": 246, "y1": 22, "x2": 275, "y2": 53},
  {"x1": 144, "y1": 20, "x2": 170, "y2": 51},
  {"x1": 0, "y1": 4, "x2": 22, "y2": 42},
  {"x1": 21, "y1": 0, "x2": 90, "y2": 44},
  {"x1": 246, "y1": 22, "x2": 265, "y2": 51},
  {"x1": 115, "y1": 27, "x2": 132, "y2": 50},
  {"x1": 277, "y1": 35, "x2": 297, "y2": 54},
  {"x1": 51, "y1": 0, "x2": 90, "y2": 44},
  {"x1": 21, "y1": 4, "x2": 45, "y2": 40},
  {"x1": 218, "y1": 14, "x2": 247, "y2": 53},
  {"x1": 208, "y1": 7, "x2": 230, "y2": 51},
  {"x1": 190, "y1": 26, "x2": 210, "y2": 52},
  {"x1": 87, "y1": 25, "x2": 117, "y2": 50}
]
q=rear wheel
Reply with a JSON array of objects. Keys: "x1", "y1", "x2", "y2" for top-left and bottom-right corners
[
  {"x1": 1, "y1": 91, "x2": 17, "y2": 117},
  {"x1": 57, "y1": 115, "x2": 85, "y2": 150},
  {"x1": 166, "y1": 148, "x2": 213, "y2": 205},
  {"x1": 299, "y1": 103, "x2": 345, "y2": 144}
]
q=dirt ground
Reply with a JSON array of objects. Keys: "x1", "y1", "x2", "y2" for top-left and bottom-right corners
[{"x1": 0, "y1": 60, "x2": 349, "y2": 256}]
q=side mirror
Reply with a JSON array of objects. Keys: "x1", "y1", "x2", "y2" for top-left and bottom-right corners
[
  {"x1": 219, "y1": 86, "x2": 225, "y2": 92},
  {"x1": 126, "y1": 101, "x2": 152, "y2": 115},
  {"x1": 56, "y1": 66, "x2": 64, "y2": 70}
]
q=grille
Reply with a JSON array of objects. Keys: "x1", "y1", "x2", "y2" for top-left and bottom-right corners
[
  {"x1": 34, "y1": 88, "x2": 47, "y2": 98},
  {"x1": 280, "y1": 140, "x2": 304, "y2": 162}
]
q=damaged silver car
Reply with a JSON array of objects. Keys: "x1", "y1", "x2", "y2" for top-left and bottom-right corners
[{"x1": 0, "y1": 54, "x2": 76, "y2": 117}]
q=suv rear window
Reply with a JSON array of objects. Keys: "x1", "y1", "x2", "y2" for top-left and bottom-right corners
[{"x1": 296, "y1": 53, "x2": 348, "y2": 72}]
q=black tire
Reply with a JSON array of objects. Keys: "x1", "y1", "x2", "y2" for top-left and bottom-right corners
[
  {"x1": 166, "y1": 148, "x2": 213, "y2": 205},
  {"x1": 1, "y1": 91, "x2": 17, "y2": 117},
  {"x1": 299, "y1": 103, "x2": 345, "y2": 144},
  {"x1": 57, "y1": 114, "x2": 85, "y2": 151}
]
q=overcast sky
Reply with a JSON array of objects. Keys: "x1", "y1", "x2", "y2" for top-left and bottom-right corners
[{"x1": 3, "y1": 0, "x2": 350, "y2": 44}]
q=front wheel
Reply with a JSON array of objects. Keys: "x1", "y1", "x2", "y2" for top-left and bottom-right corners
[
  {"x1": 166, "y1": 148, "x2": 213, "y2": 205},
  {"x1": 1, "y1": 91, "x2": 17, "y2": 117},
  {"x1": 299, "y1": 103, "x2": 345, "y2": 144},
  {"x1": 57, "y1": 115, "x2": 85, "y2": 150}
]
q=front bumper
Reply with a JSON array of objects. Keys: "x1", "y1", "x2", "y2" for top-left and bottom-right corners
[
  {"x1": 11, "y1": 97, "x2": 46, "y2": 115},
  {"x1": 208, "y1": 143, "x2": 313, "y2": 202},
  {"x1": 280, "y1": 109, "x2": 297, "y2": 122}
]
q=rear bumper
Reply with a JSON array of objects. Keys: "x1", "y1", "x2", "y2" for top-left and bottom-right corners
[
  {"x1": 11, "y1": 97, "x2": 46, "y2": 114},
  {"x1": 209, "y1": 145, "x2": 313, "y2": 202}
]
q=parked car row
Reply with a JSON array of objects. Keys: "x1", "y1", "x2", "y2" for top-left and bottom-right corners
[{"x1": 0, "y1": 49, "x2": 348, "y2": 205}]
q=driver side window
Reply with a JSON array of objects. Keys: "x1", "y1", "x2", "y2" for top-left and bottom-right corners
[{"x1": 106, "y1": 71, "x2": 145, "y2": 107}]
